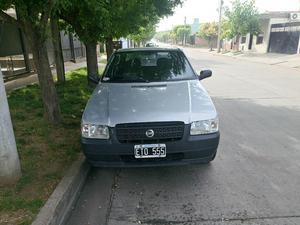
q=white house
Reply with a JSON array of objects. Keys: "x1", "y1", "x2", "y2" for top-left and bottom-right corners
[{"x1": 226, "y1": 11, "x2": 300, "y2": 54}]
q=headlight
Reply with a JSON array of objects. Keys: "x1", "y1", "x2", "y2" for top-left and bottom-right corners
[
  {"x1": 190, "y1": 118, "x2": 219, "y2": 135},
  {"x1": 81, "y1": 124, "x2": 110, "y2": 139}
]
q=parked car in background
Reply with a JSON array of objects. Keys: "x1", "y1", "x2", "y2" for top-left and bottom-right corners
[
  {"x1": 145, "y1": 42, "x2": 156, "y2": 47},
  {"x1": 81, "y1": 48, "x2": 220, "y2": 167}
]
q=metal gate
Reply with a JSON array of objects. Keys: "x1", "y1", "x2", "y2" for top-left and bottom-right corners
[
  {"x1": 268, "y1": 22, "x2": 300, "y2": 54},
  {"x1": 0, "y1": 23, "x2": 31, "y2": 78},
  {"x1": 1, "y1": 22, "x2": 86, "y2": 80},
  {"x1": 61, "y1": 32, "x2": 85, "y2": 62}
]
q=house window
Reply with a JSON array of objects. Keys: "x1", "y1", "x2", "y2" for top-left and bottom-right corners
[
  {"x1": 241, "y1": 36, "x2": 247, "y2": 44},
  {"x1": 256, "y1": 35, "x2": 264, "y2": 44}
]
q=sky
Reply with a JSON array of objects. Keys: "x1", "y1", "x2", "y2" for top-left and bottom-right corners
[{"x1": 157, "y1": 0, "x2": 300, "y2": 31}]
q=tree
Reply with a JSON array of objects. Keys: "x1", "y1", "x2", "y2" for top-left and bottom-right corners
[
  {"x1": 103, "y1": 0, "x2": 183, "y2": 59},
  {"x1": 171, "y1": 25, "x2": 181, "y2": 44},
  {"x1": 59, "y1": 0, "x2": 109, "y2": 81},
  {"x1": 170, "y1": 30, "x2": 177, "y2": 44},
  {"x1": 220, "y1": 20, "x2": 232, "y2": 40},
  {"x1": 224, "y1": 0, "x2": 260, "y2": 50},
  {"x1": 0, "y1": 68, "x2": 21, "y2": 185},
  {"x1": 51, "y1": 15, "x2": 65, "y2": 83},
  {"x1": 0, "y1": 1, "x2": 61, "y2": 124},
  {"x1": 60, "y1": 0, "x2": 182, "y2": 77},
  {"x1": 172, "y1": 25, "x2": 191, "y2": 45},
  {"x1": 128, "y1": 22, "x2": 156, "y2": 47},
  {"x1": 198, "y1": 22, "x2": 218, "y2": 51},
  {"x1": 155, "y1": 31, "x2": 171, "y2": 43}
]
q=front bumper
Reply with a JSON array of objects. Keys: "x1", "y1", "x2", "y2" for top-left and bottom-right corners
[{"x1": 82, "y1": 126, "x2": 220, "y2": 167}]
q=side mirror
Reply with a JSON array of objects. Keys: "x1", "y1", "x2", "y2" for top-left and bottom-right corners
[
  {"x1": 199, "y1": 70, "x2": 212, "y2": 80},
  {"x1": 88, "y1": 74, "x2": 100, "y2": 85}
]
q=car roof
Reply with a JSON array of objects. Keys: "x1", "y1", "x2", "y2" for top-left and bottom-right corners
[{"x1": 116, "y1": 47, "x2": 181, "y2": 53}]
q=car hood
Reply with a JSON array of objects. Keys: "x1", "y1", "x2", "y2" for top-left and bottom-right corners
[{"x1": 82, "y1": 80, "x2": 217, "y2": 126}]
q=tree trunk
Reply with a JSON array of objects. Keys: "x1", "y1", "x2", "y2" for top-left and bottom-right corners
[
  {"x1": 106, "y1": 37, "x2": 114, "y2": 60},
  {"x1": 51, "y1": 16, "x2": 65, "y2": 83},
  {"x1": 14, "y1": 8, "x2": 61, "y2": 125},
  {"x1": 236, "y1": 34, "x2": 241, "y2": 51},
  {"x1": 69, "y1": 33, "x2": 76, "y2": 62},
  {"x1": 0, "y1": 68, "x2": 21, "y2": 185},
  {"x1": 209, "y1": 38, "x2": 213, "y2": 51},
  {"x1": 19, "y1": 29, "x2": 31, "y2": 72},
  {"x1": 85, "y1": 42, "x2": 99, "y2": 78},
  {"x1": 29, "y1": 33, "x2": 61, "y2": 124}
]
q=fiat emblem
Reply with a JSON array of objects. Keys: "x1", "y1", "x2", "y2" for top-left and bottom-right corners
[{"x1": 145, "y1": 129, "x2": 154, "y2": 138}]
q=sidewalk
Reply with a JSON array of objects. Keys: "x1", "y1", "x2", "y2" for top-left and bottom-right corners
[
  {"x1": 4, "y1": 56, "x2": 106, "y2": 92},
  {"x1": 221, "y1": 51, "x2": 300, "y2": 69},
  {"x1": 161, "y1": 41, "x2": 300, "y2": 70}
]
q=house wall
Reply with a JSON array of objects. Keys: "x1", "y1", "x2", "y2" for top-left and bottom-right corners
[
  {"x1": 239, "y1": 34, "x2": 249, "y2": 51},
  {"x1": 222, "y1": 39, "x2": 233, "y2": 51},
  {"x1": 239, "y1": 16, "x2": 300, "y2": 54},
  {"x1": 195, "y1": 37, "x2": 217, "y2": 48},
  {"x1": 298, "y1": 32, "x2": 300, "y2": 53},
  {"x1": 251, "y1": 19, "x2": 271, "y2": 53},
  {"x1": 238, "y1": 19, "x2": 271, "y2": 53}
]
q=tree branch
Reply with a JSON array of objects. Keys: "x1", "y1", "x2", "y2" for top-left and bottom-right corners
[
  {"x1": 0, "y1": 10, "x2": 21, "y2": 27},
  {"x1": 40, "y1": 0, "x2": 55, "y2": 25}
]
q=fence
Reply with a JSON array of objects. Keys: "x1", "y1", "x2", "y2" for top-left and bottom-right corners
[{"x1": 0, "y1": 22, "x2": 86, "y2": 80}]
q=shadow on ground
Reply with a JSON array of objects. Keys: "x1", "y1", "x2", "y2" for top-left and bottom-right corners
[{"x1": 66, "y1": 98, "x2": 300, "y2": 225}]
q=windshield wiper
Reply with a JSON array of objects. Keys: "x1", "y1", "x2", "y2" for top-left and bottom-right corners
[
  {"x1": 134, "y1": 77, "x2": 150, "y2": 83},
  {"x1": 109, "y1": 78, "x2": 150, "y2": 83}
]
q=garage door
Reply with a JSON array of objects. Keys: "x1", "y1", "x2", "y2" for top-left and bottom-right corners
[{"x1": 268, "y1": 22, "x2": 300, "y2": 54}]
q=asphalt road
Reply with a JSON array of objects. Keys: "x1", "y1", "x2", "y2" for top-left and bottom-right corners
[{"x1": 66, "y1": 48, "x2": 300, "y2": 225}]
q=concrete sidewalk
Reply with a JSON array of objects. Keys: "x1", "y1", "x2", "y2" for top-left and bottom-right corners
[
  {"x1": 221, "y1": 51, "x2": 300, "y2": 69},
  {"x1": 4, "y1": 56, "x2": 107, "y2": 92},
  {"x1": 161, "y1": 42, "x2": 300, "y2": 70}
]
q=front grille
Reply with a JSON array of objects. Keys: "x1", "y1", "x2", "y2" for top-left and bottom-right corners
[{"x1": 115, "y1": 121, "x2": 185, "y2": 143}]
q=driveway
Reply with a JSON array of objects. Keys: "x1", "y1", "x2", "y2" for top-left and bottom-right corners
[{"x1": 66, "y1": 48, "x2": 300, "y2": 225}]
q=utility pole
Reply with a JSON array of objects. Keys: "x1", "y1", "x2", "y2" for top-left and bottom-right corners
[
  {"x1": 0, "y1": 67, "x2": 21, "y2": 185},
  {"x1": 184, "y1": 16, "x2": 187, "y2": 46},
  {"x1": 217, "y1": 0, "x2": 223, "y2": 53}
]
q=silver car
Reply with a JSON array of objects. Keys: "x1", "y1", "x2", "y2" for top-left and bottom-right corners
[{"x1": 81, "y1": 48, "x2": 220, "y2": 167}]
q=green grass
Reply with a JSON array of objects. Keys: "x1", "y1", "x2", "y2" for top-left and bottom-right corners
[{"x1": 0, "y1": 68, "x2": 93, "y2": 225}]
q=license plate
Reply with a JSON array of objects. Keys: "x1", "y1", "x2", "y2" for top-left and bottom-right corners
[{"x1": 134, "y1": 144, "x2": 166, "y2": 158}]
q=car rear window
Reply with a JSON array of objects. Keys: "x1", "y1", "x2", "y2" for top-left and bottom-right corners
[{"x1": 102, "y1": 50, "x2": 197, "y2": 83}]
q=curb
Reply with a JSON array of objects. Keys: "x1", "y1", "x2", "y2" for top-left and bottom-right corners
[{"x1": 31, "y1": 155, "x2": 91, "y2": 225}]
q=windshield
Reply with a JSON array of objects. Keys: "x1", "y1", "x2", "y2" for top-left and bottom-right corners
[{"x1": 102, "y1": 51, "x2": 197, "y2": 82}]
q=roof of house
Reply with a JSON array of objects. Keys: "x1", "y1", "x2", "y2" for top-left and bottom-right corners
[{"x1": 260, "y1": 11, "x2": 300, "y2": 19}]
